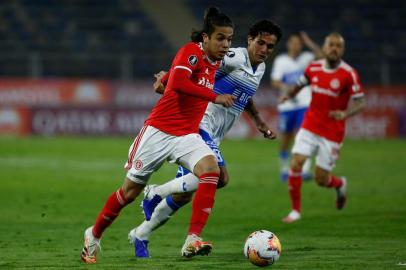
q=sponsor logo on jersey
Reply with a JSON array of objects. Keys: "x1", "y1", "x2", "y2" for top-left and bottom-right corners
[
  {"x1": 198, "y1": 77, "x2": 214, "y2": 89},
  {"x1": 188, "y1": 55, "x2": 198, "y2": 66}
]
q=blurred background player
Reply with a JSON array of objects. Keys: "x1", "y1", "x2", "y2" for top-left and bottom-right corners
[
  {"x1": 271, "y1": 32, "x2": 323, "y2": 181},
  {"x1": 128, "y1": 20, "x2": 283, "y2": 258},
  {"x1": 280, "y1": 32, "x2": 366, "y2": 223},
  {"x1": 80, "y1": 7, "x2": 236, "y2": 263}
]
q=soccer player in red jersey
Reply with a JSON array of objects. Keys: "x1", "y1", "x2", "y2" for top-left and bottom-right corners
[
  {"x1": 280, "y1": 32, "x2": 366, "y2": 223},
  {"x1": 80, "y1": 7, "x2": 235, "y2": 263}
]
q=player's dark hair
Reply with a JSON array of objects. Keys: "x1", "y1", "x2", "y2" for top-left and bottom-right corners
[
  {"x1": 191, "y1": 6, "x2": 234, "y2": 42},
  {"x1": 248, "y1": 19, "x2": 282, "y2": 42}
]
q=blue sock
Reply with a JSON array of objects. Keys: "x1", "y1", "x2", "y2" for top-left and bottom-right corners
[
  {"x1": 279, "y1": 150, "x2": 289, "y2": 161},
  {"x1": 165, "y1": 195, "x2": 187, "y2": 211}
]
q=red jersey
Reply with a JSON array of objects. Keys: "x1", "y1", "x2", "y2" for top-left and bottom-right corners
[
  {"x1": 145, "y1": 42, "x2": 220, "y2": 136},
  {"x1": 300, "y1": 59, "x2": 365, "y2": 143}
]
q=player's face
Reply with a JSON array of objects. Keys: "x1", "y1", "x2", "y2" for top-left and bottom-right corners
[
  {"x1": 323, "y1": 35, "x2": 345, "y2": 62},
  {"x1": 287, "y1": 35, "x2": 303, "y2": 56},
  {"x1": 203, "y1": 26, "x2": 233, "y2": 61},
  {"x1": 248, "y1": 33, "x2": 278, "y2": 66}
]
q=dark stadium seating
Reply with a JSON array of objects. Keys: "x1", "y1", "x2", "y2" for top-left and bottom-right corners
[{"x1": 0, "y1": 0, "x2": 404, "y2": 84}]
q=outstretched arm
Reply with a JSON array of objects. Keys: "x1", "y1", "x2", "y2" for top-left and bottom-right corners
[
  {"x1": 278, "y1": 84, "x2": 305, "y2": 103},
  {"x1": 300, "y1": 31, "x2": 323, "y2": 59},
  {"x1": 329, "y1": 96, "x2": 366, "y2": 120},
  {"x1": 168, "y1": 68, "x2": 236, "y2": 107},
  {"x1": 244, "y1": 98, "x2": 276, "y2": 139}
]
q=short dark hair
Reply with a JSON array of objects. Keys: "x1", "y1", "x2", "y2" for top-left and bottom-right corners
[
  {"x1": 248, "y1": 19, "x2": 282, "y2": 42},
  {"x1": 191, "y1": 6, "x2": 234, "y2": 42}
]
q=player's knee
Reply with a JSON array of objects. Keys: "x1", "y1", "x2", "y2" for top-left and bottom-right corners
[
  {"x1": 122, "y1": 179, "x2": 145, "y2": 202},
  {"x1": 217, "y1": 174, "x2": 229, "y2": 189},
  {"x1": 172, "y1": 192, "x2": 193, "y2": 205},
  {"x1": 290, "y1": 155, "x2": 305, "y2": 171},
  {"x1": 315, "y1": 172, "x2": 329, "y2": 187},
  {"x1": 194, "y1": 155, "x2": 220, "y2": 176}
]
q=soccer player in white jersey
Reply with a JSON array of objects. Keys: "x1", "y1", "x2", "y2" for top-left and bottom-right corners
[
  {"x1": 271, "y1": 32, "x2": 323, "y2": 181},
  {"x1": 280, "y1": 32, "x2": 366, "y2": 223},
  {"x1": 128, "y1": 20, "x2": 283, "y2": 258}
]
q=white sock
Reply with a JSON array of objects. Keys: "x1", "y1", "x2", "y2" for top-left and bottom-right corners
[
  {"x1": 302, "y1": 158, "x2": 312, "y2": 174},
  {"x1": 155, "y1": 173, "x2": 199, "y2": 198},
  {"x1": 136, "y1": 198, "x2": 176, "y2": 240},
  {"x1": 279, "y1": 151, "x2": 290, "y2": 173}
]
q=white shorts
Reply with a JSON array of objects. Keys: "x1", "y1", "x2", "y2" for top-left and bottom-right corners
[
  {"x1": 291, "y1": 128, "x2": 342, "y2": 171},
  {"x1": 124, "y1": 125, "x2": 215, "y2": 184}
]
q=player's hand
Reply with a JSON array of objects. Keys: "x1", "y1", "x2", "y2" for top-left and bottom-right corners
[
  {"x1": 329, "y1": 110, "x2": 347, "y2": 120},
  {"x1": 215, "y1": 94, "x2": 236, "y2": 107},
  {"x1": 278, "y1": 95, "x2": 290, "y2": 104},
  {"x1": 153, "y1": 71, "x2": 167, "y2": 94},
  {"x1": 257, "y1": 123, "x2": 276, "y2": 140}
]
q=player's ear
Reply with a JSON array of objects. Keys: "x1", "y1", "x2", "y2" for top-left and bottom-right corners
[
  {"x1": 202, "y1": 32, "x2": 209, "y2": 42},
  {"x1": 247, "y1": 36, "x2": 253, "y2": 46}
]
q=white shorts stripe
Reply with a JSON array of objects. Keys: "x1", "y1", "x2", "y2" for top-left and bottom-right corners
[{"x1": 126, "y1": 125, "x2": 148, "y2": 170}]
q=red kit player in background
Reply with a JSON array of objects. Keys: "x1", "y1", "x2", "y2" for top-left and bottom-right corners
[
  {"x1": 80, "y1": 7, "x2": 235, "y2": 263},
  {"x1": 280, "y1": 32, "x2": 366, "y2": 223}
]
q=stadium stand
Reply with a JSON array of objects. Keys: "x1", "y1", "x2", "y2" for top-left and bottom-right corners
[{"x1": 0, "y1": 0, "x2": 404, "y2": 84}]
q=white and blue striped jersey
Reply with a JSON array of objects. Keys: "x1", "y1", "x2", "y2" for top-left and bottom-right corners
[{"x1": 199, "y1": 47, "x2": 265, "y2": 144}]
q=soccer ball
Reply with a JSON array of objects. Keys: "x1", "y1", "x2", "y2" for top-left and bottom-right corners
[{"x1": 243, "y1": 230, "x2": 282, "y2": 267}]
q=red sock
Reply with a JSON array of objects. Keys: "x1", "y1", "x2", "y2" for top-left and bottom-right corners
[
  {"x1": 188, "y1": 172, "x2": 220, "y2": 236},
  {"x1": 288, "y1": 169, "x2": 302, "y2": 212},
  {"x1": 327, "y1": 175, "x2": 343, "y2": 188},
  {"x1": 92, "y1": 188, "x2": 129, "y2": 238}
]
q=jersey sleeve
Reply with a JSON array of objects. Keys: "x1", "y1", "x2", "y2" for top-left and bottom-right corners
[
  {"x1": 297, "y1": 64, "x2": 311, "y2": 86},
  {"x1": 219, "y1": 48, "x2": 240, "y2": 73},
  {"x1": 348, "y1": 69, "x2": 365, "y2": 98},
  {"x1": 270, "y1": 56, "x2": 284, "y2": 81},
  {"x1": 172, "y1": 43, "x2": 201, "y2": 74}
]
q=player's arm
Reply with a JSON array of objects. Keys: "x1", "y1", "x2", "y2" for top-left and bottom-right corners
[
  {"x1": 329, "y1": 96, "x2": 365, "y2": 120},
  {"x1": 244, "y1": 98, "x2": 276, "y2": 139},
  {"x1": 271, "y1": 79, "x2": 290, "y2": 93},
  {"x1": 170, "y1": 68, "x2": 236, "y2": 107},
  {"x1": 278, "y1": 75, "x2": 308, "y2": 103},
  {"x1": 153, "y1": 71, "x2": 168, "y2": 94},
  {"x1": 300, "y1": 31, "x2": 323, "y2": 59},
  {"x1": 329, "y1": 70, "x2": 366, "y2": 120},
  {"x1": 270, "y1": 57, "x2": 290, "y2": 93}
]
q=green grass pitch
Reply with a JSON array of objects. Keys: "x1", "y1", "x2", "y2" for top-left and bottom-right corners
[{"x1": 0, "y1": 137, "x2": 405, "y2": 269}]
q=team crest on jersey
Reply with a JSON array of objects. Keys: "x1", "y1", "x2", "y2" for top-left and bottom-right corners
[
  {"x1": 188, "y1": 55, "x2": 198, "y2": 66},
  {"x1": 330, "y1": 78, "x2": 340, "y2": 89},
  {"x1": 134, "y1": 159, "x2": 143, "y2": 170}
]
